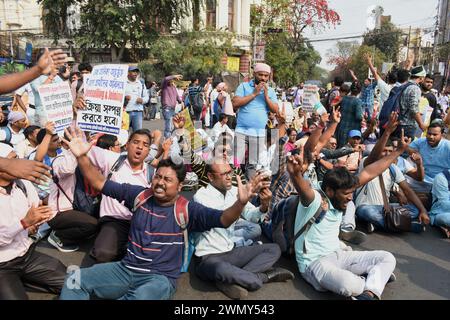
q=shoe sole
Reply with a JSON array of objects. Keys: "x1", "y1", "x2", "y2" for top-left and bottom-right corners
[
  {"x1": 339, "y1": 230, "x2": 367, "y2": 245},
  {"x1": 216, "y1": 282, "x2": 248, "y2": 300},
  {"x1": 48, "y1": 236, "x2": 79, "y2": 253}
]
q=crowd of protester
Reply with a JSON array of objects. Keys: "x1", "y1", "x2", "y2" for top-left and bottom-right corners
[{"x1": 1, "y1": 47, "x2": 450, "y2": 301}]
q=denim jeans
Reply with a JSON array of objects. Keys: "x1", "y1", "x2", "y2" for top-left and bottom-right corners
[
  {"x1": 356, "y1": 204, "x2": 419, "y2": 230},
  {"x1": 60, "y1": 262, "x2": 175, "y2": 300},
  {"x1": 232, "y1": 219, "x2": 262, "y2": 247},
  {"x1": 432, "y1": 213, "x2": 450, "y2": 228},
  {"x1": 162, "y1": 106, "x2": 175, "y2": 138},
  {"x1": 128, "y1": 111, "x2": 143, "y2": 132}
]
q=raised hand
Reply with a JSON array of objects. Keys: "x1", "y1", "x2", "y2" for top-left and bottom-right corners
[
  {"x1": 45, "y1": 121, "x2": 56, "y2": 135},
  {"x1": 37, "y1": 48, "x2": 67, "y2": 75},
  {"x1": 276, "y1": 104, "x2": 286, "y2": 124},
  {"x1": 331, "y1": 106, "x2": 341, "y2": 123},
  {"x1": 150, "y1": 129, "x2": 162, "y2": 144},
  {"x1": 397, "y1": 129, "x2": 409, "y2": 152},
  {"x1": 0, "y1": 158, "x2": 51, "y2": 184},
  {"x1": 236, "y1": 174, "x2": 268, "y2": 206},
  {"x1": 161, "y1": 138, "x2": 173, "y2": 154},
  {"x1": 62, "y1": 127, "x2": 95, "y2": 158},
  {"x1": 385, "y1": 112, "x2": 399, "y2": 133},
  {"x1": 410, "y1": 152, "x2": 423, "y2": 166},
  {"x1": 286, "y1": 146, "x2": 305, "y2": 177},
  {"x1": 172, "y1": 114, "x2": 186, "y2": 129}
]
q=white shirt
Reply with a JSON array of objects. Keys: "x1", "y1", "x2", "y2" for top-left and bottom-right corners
[
  {"x1": 193, "y1": 185, "x2": 266, "y2": 257},
  {"x1": 210, "y1": 89, "x2": 219, "y2": 115},
  {"x1": 124, "y1": 79, "x2": 149, "y2": 112},
  {"x1": 0, "y1": 180, "x2": 39, "y2": 263},
  {"x1": 15, "y1": 83, "x2": 35, "y2": 106},
  {"x1": 355, "y1": 157, "x2": 405, "y2": 207},
  {"x1": 212, "y1": 122, "x2": 234, "y2": 142},
  {"x1": 0, "y1": 124, "x2": 27, "y2": 158},
  {"x1": 377, "y1": 78, "x2": 393, "y2": 108}
]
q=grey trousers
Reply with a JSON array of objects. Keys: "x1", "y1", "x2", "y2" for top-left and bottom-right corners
[
  {"x1": 196, "y1": 243, "x2": 281, "y2": 291},
  {"x1": 301, "y1": 249, "x2": 396, "y2": 299}
]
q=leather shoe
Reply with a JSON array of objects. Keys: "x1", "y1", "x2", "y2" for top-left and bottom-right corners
[{"x1": 264, "y1": 267, "x2": 294, "y2": 283}]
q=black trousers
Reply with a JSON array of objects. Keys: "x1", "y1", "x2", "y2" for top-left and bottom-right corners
[
  {"x1": 48, "y1": 210, "x2": 98, "y2": 245},
  {"x1": 0, "y1": 245, "x2": 67, "y2": 300},
  {"x1": 90, "y1": 216, "x2": 131, "y2": 263},
  {"x1": 195, "y1": 243, "x2": 281, "y2": 291}
]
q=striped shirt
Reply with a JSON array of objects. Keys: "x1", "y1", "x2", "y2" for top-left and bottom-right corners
[{"x1": 102, "y1": 181, "x2": 224, "y2": 287}]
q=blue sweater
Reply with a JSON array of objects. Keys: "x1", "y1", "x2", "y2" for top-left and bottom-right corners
[{"x1": 102, "y1": 180, "x2": 224, "y2": 287}]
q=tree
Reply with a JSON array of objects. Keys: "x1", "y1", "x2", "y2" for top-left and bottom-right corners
[
  {"x1": 138, "y1": 31, "x2": 232, "y2": 82},
  {"x1": 348, "y1": 45, "x2": 386, "y2": 81},
  {"x1": 264, "y1": 32, "x2": 321, "y2": 87},
  {"x1": 252, "y1": 0, "x2": 341, "y2": 52},
  {"x1": 38, "y1": 0, "x2": 198, "y2": 62},
  {"x1": 326, "y1": 41, "x2": 359, "y2": 69},
  {"x1": 363, "y1": 20, "x2": 402, "y2": 63}
]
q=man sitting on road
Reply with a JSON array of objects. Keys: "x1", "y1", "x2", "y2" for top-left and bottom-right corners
[
  {"x1": 430, "y1": 168, "x2": 450, "y2": 238},
  {"x1": 286, "y1": 127, "x2": 409, "y2": 300},
  {"x1": 59, "y1": 127, "x2": 267, "y2": 300},
  {"x1": 193, "y1": 161, "x2": 294, "y2": 299},
  {"x1": 0, "y1": 142, "x2": 67, "y2": 300},
  {"x1": 355, "y1": 113, "x2": 430, "y2": 233}
]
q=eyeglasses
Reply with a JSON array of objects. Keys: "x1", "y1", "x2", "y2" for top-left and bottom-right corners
[{"x1": 212, "y1": 170, "x2": 233, "y2": 177}]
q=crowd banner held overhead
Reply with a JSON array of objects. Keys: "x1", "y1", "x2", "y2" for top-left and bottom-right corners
[
  {"x1": 382, "y1": 62, "x2": 395, "y2": 74},
  {"x1": 77, "y1": 64, "x2": 128, "y2": 136},
  {"x1": 38, "y1": 81, "x2": 74, "y2": 136},
  {"x1": 302, "y1": 84, "x2": 319, "y2": 113}
]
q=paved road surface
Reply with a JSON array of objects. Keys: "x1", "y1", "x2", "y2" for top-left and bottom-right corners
[{"x1": 29, "y1": 119, "x2": 450, "y2": 300}]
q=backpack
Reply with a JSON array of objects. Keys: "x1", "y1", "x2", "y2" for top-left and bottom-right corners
[
  {"x1": 14, "y1": 179, "x2": 28, "y2": 197},
  {"x1": 322, "y1": 87, "x2": 339, "y2": 112},
  {"x1": 132, "y1": 188, "x2": 194, "y2": 273},
  {"x1": 270, "y1": 190, "x2": 327, "y2": 257},
  {"x1": 188, "y1": 87, "x2": 204, "y2": 114},
  {"x1": 0, "y1": 126, "x2": 12, "y2": 144},
  {"x1": 379, "y1": 82, "x2": 414, "y2": 129},
  {"x1": 52, "y1": 154, "x2": 155, "y2": 217}
]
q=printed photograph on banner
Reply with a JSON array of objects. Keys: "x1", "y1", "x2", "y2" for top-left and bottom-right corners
[
  {"x1": 77, "y1": 64, "x2": 129, "y2": 135},
  {"x1": 38, "y1": 81, "x2": 73, "y2": 135}
]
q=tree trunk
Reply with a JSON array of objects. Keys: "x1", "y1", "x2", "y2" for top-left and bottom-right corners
[{"x1": 111, "y1": 44, "x2": 126, "y2": 62}]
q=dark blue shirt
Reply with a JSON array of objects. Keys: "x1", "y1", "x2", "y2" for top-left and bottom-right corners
[{"x1": 102, "y1": 180, "x2": 224, "y2": 287}]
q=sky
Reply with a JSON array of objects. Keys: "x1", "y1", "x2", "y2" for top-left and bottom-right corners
[{"x1": 305, "y1": 0, "x2": 440, "y2": 70}]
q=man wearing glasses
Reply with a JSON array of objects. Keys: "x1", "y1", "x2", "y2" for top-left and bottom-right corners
[{"x1": 192, "y1": 161, "x2": 294, "y2": 299}]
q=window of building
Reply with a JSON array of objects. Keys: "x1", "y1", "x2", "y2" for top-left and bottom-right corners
[
  {"x1": 228, "y1": 0, "x2": 234, "y2": 31},
  {"x1": 206, "y1": 0, "x2": 216, "y2": 29}
]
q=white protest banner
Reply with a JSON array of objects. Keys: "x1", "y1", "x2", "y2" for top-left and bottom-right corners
[
  {"x1": 302, "y1": 84, "x2": 319, "y2": 113},
  {"x1": 38, "y1": 81, "x2": 73, "y2": 135},
  {"x1": 77, "y1": 64, "x2": 128, "y2": 135}
]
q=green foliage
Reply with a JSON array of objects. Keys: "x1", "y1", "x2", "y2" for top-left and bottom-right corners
[
  {"x1": 348, "y1": 45, "x2": 386, "y2": 81},
  {"x1": 38, "y1": 0, "x2": 197, "y2": 61},
  {"x1": 138, "y1": 32, "x2": 232, "y2": 82},
  {"x1": 363, "y1": 21, "x2": 401, "y2": 62},
  {"x1": 264, "y1": 32, "x2": 321, "y2": 87}
]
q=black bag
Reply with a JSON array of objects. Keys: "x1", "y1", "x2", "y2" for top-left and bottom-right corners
[
  {"x1": 271, "y1": 191, "x2": 326, "y2": 257},
  {"x1": 379, "y1": 174, "x2": 412, "y2": 232}
]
